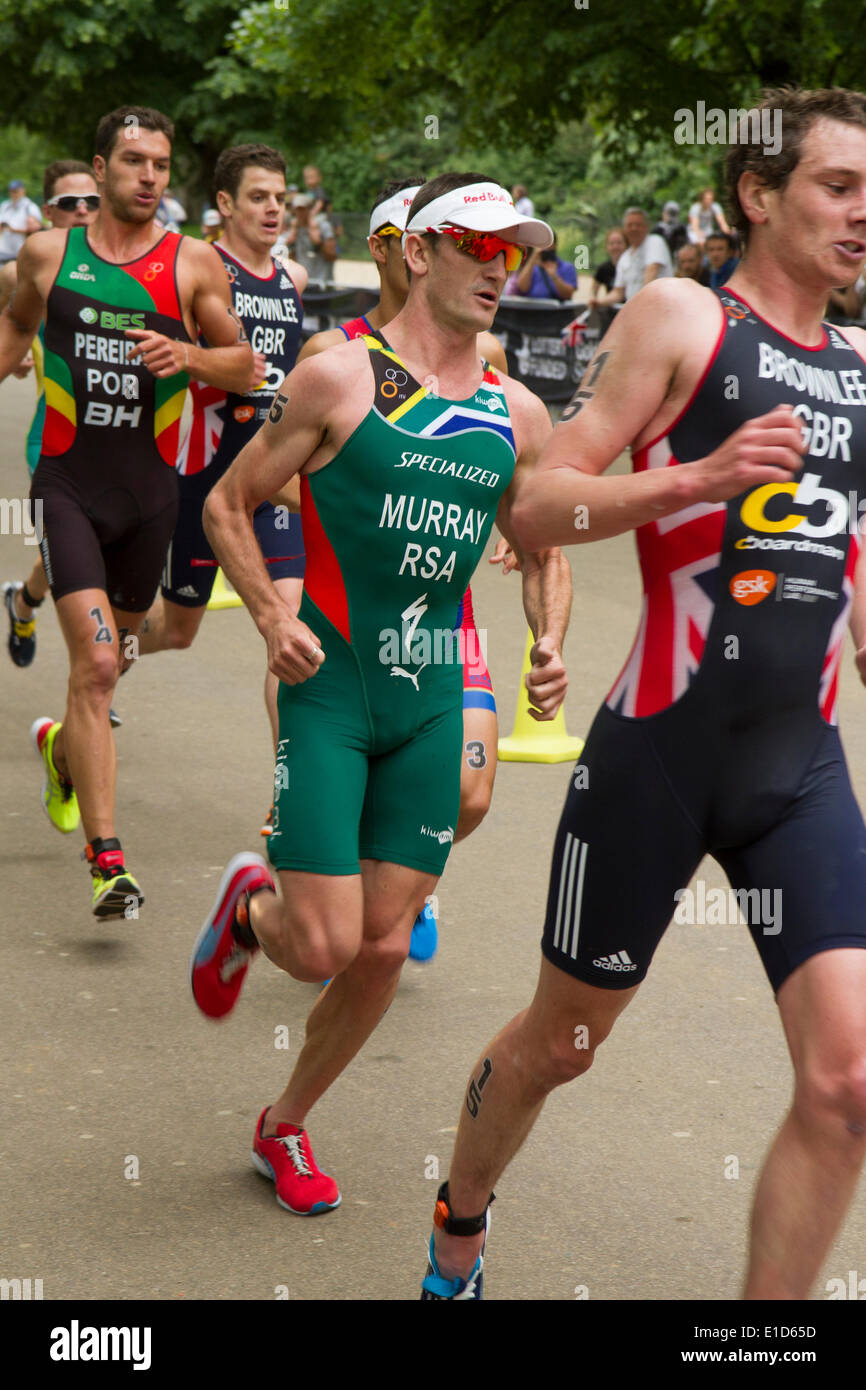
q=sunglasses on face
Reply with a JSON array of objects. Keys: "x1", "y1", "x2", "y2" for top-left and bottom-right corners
[
  {"x1": 46, "y1": 193, "x2": 100, "y2": 212},
  {"x1": 431, "y1": 224, "x2": 527, "y2": 273}
]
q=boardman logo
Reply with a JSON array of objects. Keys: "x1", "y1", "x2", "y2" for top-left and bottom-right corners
[
  {"x1": 49, "y1": 1320, "x2": 151, "y2": 1370},
  {"x1": 69, "y1": 263, "x2": 96, "y2": 282}
]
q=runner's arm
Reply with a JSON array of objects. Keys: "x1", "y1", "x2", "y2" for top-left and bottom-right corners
[
  {"x1": 126, "y1": 240, "x2": 254, "y2": 391},
  {"x1": 851, "y1": 531, "x2": 866, "y2": 686},
  {"x1": 297, "y1": 327, "x2": 349, "y2": 362},
  {"x1": 0, "y1": 240, "x2": 44, "y2": 381},
  {"x1": 186, "y1": 240, "x2": 256, "y2": 391},
  {"x1": 511, "y1": 278, "x2": 807, "y2": 551},
  {"x1": 203, "y1": 354, "x2": 340, "y2": 682},
  {"x1": 478, "y1": 329, "x2": 508, "y2": 375},
  {"x1": 496, "y1": 389, "x2": 571, "y2": 719}
]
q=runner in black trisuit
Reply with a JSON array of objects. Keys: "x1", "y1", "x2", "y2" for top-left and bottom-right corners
[{"x1": 421, "y1": 87, "x2": 866, "y2": 1301}]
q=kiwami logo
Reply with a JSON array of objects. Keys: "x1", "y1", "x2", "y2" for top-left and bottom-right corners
[
  {"x1": 49, "y1": 1320, "x2": 151, "y2": 1371},
  {"x1": 476, "y1": 393, "x2": 504, "y2": 411},
  {"x1": 420, "y1": 824, "x2": 454, "y2": 845},
  {"x1": 593, "y1": 949, "x2": 637, "y2": 972},
  {"x1": 69, "y1": 262, "x2": 96, "y2": 282}
]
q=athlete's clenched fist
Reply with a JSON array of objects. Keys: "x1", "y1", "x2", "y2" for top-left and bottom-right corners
[
  {"x1": 265, "y1": 614, "x2": 325, "y2": 685},
  {"x1": 125, "y1": 327, "x2": 188, "y2": 377},
  {"x1": 526, "y1": 635, "x2": 568, "y2": 721},
  {"x1": 693, "y1": 403, "x2": 807, "y2": 503}
]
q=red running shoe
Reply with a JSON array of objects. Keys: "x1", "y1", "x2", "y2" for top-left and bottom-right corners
[
  {"x1": 190, "y1": 853, "x2": 273, "y2": 1019},
  {"x1": 251, "y1": 1108, "x2": 341, "y2": 1215}
]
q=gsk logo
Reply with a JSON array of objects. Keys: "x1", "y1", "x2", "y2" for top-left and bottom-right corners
[
  {"x1": 729, "y1": 569, "x2": 777, "y2": 605},
  {"x1": 233, "y1": 405, "x2": 255, "y2": 423}
]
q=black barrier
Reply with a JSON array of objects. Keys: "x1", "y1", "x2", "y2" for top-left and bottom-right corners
[
  {"x1": 300, "y1": 285, "x2": 379, "y2": 338},
  {"x1": 492, "y1": 298, "x2": 610, "y2": 403},
  {"x1": 298, "y1": 288, "x2": 610, "y2": 404}
]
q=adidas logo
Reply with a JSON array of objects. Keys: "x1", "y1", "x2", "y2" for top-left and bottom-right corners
[
  {"x1": 279, "y1": 274, "x2": 290, "y2": 289},
  {"x1": 593, "y1": 949, "x2": 637, "y2": 972},
  {"x1": 176, "y1": 585, "x2": 198, "y2": 598}
]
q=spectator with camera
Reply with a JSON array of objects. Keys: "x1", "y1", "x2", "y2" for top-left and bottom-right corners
[
  {"x1": 509, "y1": 235, "x2": 576, "y2": 300},
  {"x1": 591, "y1": 226, "x2": 627, "y2": 297}
]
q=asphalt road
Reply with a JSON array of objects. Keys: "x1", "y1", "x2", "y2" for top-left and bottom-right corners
[{"x1": 1, "y1": 370, "x2": 864, "y2": 1303}]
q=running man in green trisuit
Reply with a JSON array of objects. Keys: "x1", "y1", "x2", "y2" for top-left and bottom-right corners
[
  {"x1": 190, "y1": 173, "x2": 573, "y2": 1216},
  {"x1": 299, "y1": 175, "x2": 517, "y2": 962}
]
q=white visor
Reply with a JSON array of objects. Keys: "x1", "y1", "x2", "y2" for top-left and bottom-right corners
[
  {"x1": 403, "y1": 181, "x2": 553, "y2": 249},
  {"x1": 369, "y1": 186, "x2": 422, "y2": 237}
]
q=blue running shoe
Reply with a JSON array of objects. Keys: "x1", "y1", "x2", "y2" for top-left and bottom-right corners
[
  {"x1": 409, "y1": 900, "x2": 438, "y2": 961},
  {"x1": 421, "y1": 1209, "x2": 489, "y2": 1300}
]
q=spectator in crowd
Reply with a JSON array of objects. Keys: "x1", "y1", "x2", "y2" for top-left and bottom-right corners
[
  {"x1": 0, "y1": 180, "x2": 42, "y2": 266},
  {"x1": 652, "y1": 200, "x2": 689, "y2": 257},
  {"x1": 590, "y1": 207, "x2": 672, "y2": 308},
  {"x1": 675, "y1": 242, "x2": 710, "y2": 285},
  {"x1": 704, "y1": 230, "x2": 739, "y2": 292},
  {"x1": 512, "y1": 183, "x2": 534, "y2": 217},
  {"x1": 201, "y1": 208, "x2": 222, "y2": 242},
  {"x1": 591, "y1": 226, "x2": 627, "y2": 297},
  {"x1": 303, "y1": 164, "x2": 327, "y2": 214},
  {"x1": 282, "y1": 191, "x2": 338, "y2": 286},
  {"x1": 688, "y1": 186, "x2": 730, "y2": 247},
  {"x1": 508, "y1": 235, "x2": 576, "y2": 300},
  {"x1": 156, "y1": 187, "x2": 186, "y2": 232}
]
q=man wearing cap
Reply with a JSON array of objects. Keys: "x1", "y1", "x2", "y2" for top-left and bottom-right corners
[
  {"x1": 0, "y1": 181, "x2": 43, "y2": 266},
  {"x1": 201, "y1": 209, "x2": 222, "y2": 243},
  {"x1": 189, "y1": 171, "x2": 572, "y2": 1221},
  {"x1": 299, "y1": 176, "x2": 513, "y2": 964},
  {"x1": 285, "y1": 192, "x2": 337, "y2": 286},
  {"x1": 652, "y1": 200, "x2": 689, "y2": 258}
]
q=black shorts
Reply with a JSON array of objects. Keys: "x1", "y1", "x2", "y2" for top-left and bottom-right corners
[
  {"x1": 161, "y1": 466, "x2": 305, "y2": 608},
  {"x1": 541, "y1": 704, "x2": 866, "y2": 995},
  {"x1": 31, "y1": 456, "x2": 178, "y2": 613}
]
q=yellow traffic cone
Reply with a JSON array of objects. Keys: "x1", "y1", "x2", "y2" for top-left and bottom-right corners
[
  {"x1": 498, "y1": 629, "x2": 584, "y2": 764},
  {"x1": 207, "y1": 567, "x2": 243, "y2": 611}
]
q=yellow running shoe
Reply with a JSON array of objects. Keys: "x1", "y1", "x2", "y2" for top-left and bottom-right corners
[
  {"x1": 30, "y1": 717, "x2": 80, "y2": 833},
  {"x1": 84, "y1": 839, "x2": 145, "y2": 920}
]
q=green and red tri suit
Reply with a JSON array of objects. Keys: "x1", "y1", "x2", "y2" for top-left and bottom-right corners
[
  {"x1": 268, "y1": 331, "x2": 516, "y2": 875},
  {"x1": 31, "y1": 226, "x2": 189, "y2": 611}
]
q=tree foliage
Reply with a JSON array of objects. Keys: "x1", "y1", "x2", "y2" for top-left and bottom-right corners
[{"x1": 1, "y1": 0, "x2": 864, "y2": 218}]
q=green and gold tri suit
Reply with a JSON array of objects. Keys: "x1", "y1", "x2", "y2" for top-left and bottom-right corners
[{"x1": 268, "y1": 332, "x2": 516, "y2": 875}]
